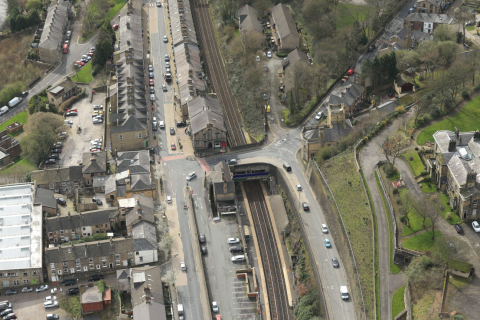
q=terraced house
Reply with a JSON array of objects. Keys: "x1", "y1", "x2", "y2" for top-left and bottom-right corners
[
  {"x1": 45, "y1": 238, "x2": 135, "y2": 283},
  {"x1": 429, "y1": 128, "x2": 480, "y2": 219},
  {"x1": 31, "y1": 166, "x2": 84, "y2": 195}
]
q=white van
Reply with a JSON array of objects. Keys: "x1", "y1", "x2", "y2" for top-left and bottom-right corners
[
  {"x1": 177, "y1": 304, "x2": 184, "y2": 320},
  {"x1": 0, "y1": 106, "x2": 8, "y2": 116},
  {"x1": 340, "y1": 286, "x2": 349, "y2": 300},
  {"x1": 166, "y1": 196, "x2": 172, "y2": 204}
]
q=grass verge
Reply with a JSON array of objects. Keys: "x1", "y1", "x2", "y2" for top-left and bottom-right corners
[
  {"x1": 105, "y1": 0, "x2": 128, "y2": 21},
  {"x1": 392, "y1": 285, "x2": 406, "y2": 319},
  {"x1": 0, "y1": 158, "x2": 36, "y2": 175},
  {"x1": 438, "y1": 193, "x2": 463, "y2": 224},
  {"x1": 402, "y1": 230, "x2": 442, "y2": 251},
  {"x1": 401, "y1": 150, "x2": 424, "y2": 176},
  {"x1": 412, "y1": 290, "x2": 435, "y2": 318},
  {"x1": 398, "y1": 95, "x2": 414, "y2": 106},
  {"x1": 374, "y1": 171, "x2": 401, "y2": 274},
  {"x1": 72, "y1": 63, "x2": 93, "y2": 84},
  {"x1": 320, "y1": 152, "x2": 375, "y2": 319},
  {"x1": 417, "y1": 95, "x2": 480, "y2": 145},
  {"x1": 399, "y1": 188, "x2": 432, "y2": 237}
]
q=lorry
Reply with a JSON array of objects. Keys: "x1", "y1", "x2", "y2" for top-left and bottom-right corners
[
  {"x1": 0, "y1": 106, "x2": 8, "y2": 116},
  {"x1": 8, "y1": 97, "x2": 22, "y2": 109},
  {"x1": 177, "y1": 304, "x2": 184, "y2": 320},
  {"x1": 340, "y1": 286, "x2": 349, "y2": 300}
]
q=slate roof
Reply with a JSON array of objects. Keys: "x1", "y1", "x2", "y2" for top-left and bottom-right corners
[
  {"x1": 48, "y1": 78, "x2": 78, "y2": 96},
  {"x1": 328, "y1": 83, "x2": 365, "y2": 107},
  {"x1": 131, "y1": 266, "x2": 166, "y2": 320},
  {"x1": 238, "y1": 5, "x2": 264, "y2": 35},
  {"x1": 124, "y1": 195, "x2": 155, "y2": 227},
  {"x1": 110, "y1": 115, "x2": 147, "y2": 134},
  {"x1": 118, "y1": 13, "x2": 143, "y2": 54},
  {"x1": 214, "y1": 180, "x2": 235, "y2": 195},
  {"x1": 285, "y1": 49, "x2": 309, "y2": 67},
  {"x1": 34, "y1": 187, "x2": 56, "y2": 209},
  {"x1": 132, "y1": 221, "x2": 157, "y2": 251},
  {"x1": 405, "y1": 13, "x2": 455, "y2": 24},
  {"x1": 174, "y1": 43, "x2": 205, "y2": 106},
  {"x1": 271, "y1": 4, "x2": 299, "y2": 40},
  {"x1": 82, "y1": 152, "x2": 107, "y2": 174},
  {"x1": 45, "y1": 208, "x2": 119, "y2": 234},
  {"x1": 105, "y1": 176, "x2": 117, "y2": 195},
  {"x1": 417, "y1": 0, "x2": 443, "y2": 7},
  {"x1": 324, "y1": 120, "x2": 353, "y2": 143},
  {"x1": 116, "y1": 151, "x2": 150, "y2": 175},
  {"x1": 168, "y1": 0, "x2": 198, "y2": 46},
  {"x1": 187, "y1": 96, "x2": 225, "y2": 134},
  {"x1": 31, "y1": 168, "x2": 69, "y2": 185},
  {"x1": 45, "y1": 238, "x2": 133, "y2": 264},
  {"x1": 39, "y1": 3, "x2": 69, "y2": 51},
  {"x1": 93, "y1": 176, "x2": 108, "y2": 188}
]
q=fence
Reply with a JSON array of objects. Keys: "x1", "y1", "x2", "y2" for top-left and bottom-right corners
[{"x1": 312, "y1": 160, "x2": 367, "y2": 320}]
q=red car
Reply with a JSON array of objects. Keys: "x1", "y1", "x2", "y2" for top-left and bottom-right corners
[
  {"x1": 76, "y1": 61, "x2": 85, "y2": 66},
  {"x1": 67, "y1": 109, "x2": 78, "y2": 113},
  {"x1": 88, "y1": 52, "x2": 94, "y2": 56},
  {"x1": 171, "y1": 143, "x2": 176, "y2": 150},
  {"x1": 347, "y1": 69, "x2": 355, "y2": 75},
  {"x1": 149, "y1": 79, "x2": 154, "y2": 86},
  {"x1": 112, "y1": 24, "x2": 119, "y2": 30}
]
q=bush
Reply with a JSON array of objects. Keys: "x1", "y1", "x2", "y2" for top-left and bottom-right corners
[
  {"x1": 446, "y1": 212, "x2": 452, "y2": 221},
  {"x1": 395, "y1": 106, "x2": 405, "y2": 114},
  {"x1": 59, "y1": 89, "x2": 85, "y2": 113},
  {"x1": 419, "y1": 75, "x2": 425, "y2": 81},
  {"x1": 276, "y1": 52, "x2": 288, "y2": 58},
  {"x1": 454, "y1": 314, "x2": 465, "y2": 320},
  {"x1": 415, "y1": 147, "x2": 419, "y2": 151},
  {"x1": 420, "y1": 171, "x2": 428, "y2": 176},
  {"x1": 422, "y1": 177, "x2": 431, "y2": 183},
  {"x1": 385, "y1": 165, "x2": 397, "y2": 178},
  {"x1": 393, "y1": 188, "x2": 399, "y2": 195},
  {"x1": 473, "y1": 83, "x2": 480, "y2": 92},
  {"x1": 396, "y1": 198, "x2": 401, "y2": 205},
  {"x1": 400, "y1": 215, "x2": 405, "y2": 223},
  {"x1": 461, "y1": 88, "x2": 470, "y2": 100},
  {"x1": 420, "y1": 256, "x2": 432, "y2": 268}
]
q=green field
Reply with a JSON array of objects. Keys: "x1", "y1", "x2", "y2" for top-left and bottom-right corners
[
  {"x1": 336, "y1": 4, "x2": 371, "y2": 30},
  {"x1": 0, "y1": 157, "x2": 36, "y2": 174},
  {"x1": 72, "y1": 63, "x2": 93, "y2": 84},
  {"x1": 402, "y1": 230, "x2": 442, "y2": 251},
  {"x1": 398, "y1": 95, "x2": 414, "y2": 106},
  {"x1": 105, "y1": 0, "x2": 128, "y2": 21},
  {"x1": 321, "y1": 152, "x2": 375, "y2": 318},
  {"x1": 420, "y1": 182, "x2": 437, "y2": 193},
  {"x1": 466, "y1": 25, "x2": 476, "y2": 31},
  {"x1": 438, "y1": 193, "x2": 463, "y2": 224},
  {"x1": 417, "y1": 96, "x2": 480, "y2": 145},
  {"x1": 392, "y1": 285, "x2": 406, "y2": 319},
  {"x1": 402, "y1": 150, "x2": 424, "y2": 176},
  {"x1": 0, "y1": 111, "x2": 27, "y2": 136}
]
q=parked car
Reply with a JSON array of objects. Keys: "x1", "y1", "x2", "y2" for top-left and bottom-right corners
[
  {"x1": 466, "y1": 21, "x2": 475, "y2": 26},
  {"x1": 367, "y1": 45, "x2": 375, "y2": 52},
  {"x1": 165, "y1": 62, "x2": 170, "y2": 68},
  {"x1": 176, "y1": 121, "x2": 186, "y2": 128},
  {"x1": 45, "y1": 159, "x2": 56, "y2": 165},
  {"x1": 50, "y1": 288, "x2": 57, "y2": 294},
  {"x1": 315, "y1": 112, "x2": 323, "y2": 120},
  {"x1": 165, "y1": 54, "x2": 169, "y2": 62},
  {"x1": 61, "y1": 279, "x2": 75, "y2": 286},
  {"x1": 0, "y1": 310, "x2": 11, "y2": 317},
  {"x1": 67, "y1": 288, "x2": 80, "y2": 295},
  {"x1": 332, "y1": 257, "x2": 339, "y2": 268},
  {"x1": 473, "y1": 221, "x2": 480, "y2": 232},
  {"x1": 163, "y1": 35, "x2": 168, "y2": 42},
  {"x1": 201, "y1": 246, "x2": 207, "y2": 254},
  {"x1": 93, "y1": 104, "x2": 103, "y2": 110},
  {"x1": 156, "y1": 1, "x2": 161, "y2": 6},
  {"x1": 231, "y1": 255, "x2": 245, "y2": 262},
  {"x1": 267, "y1": 51, "x2": 272, "y2": 58},
  {"x1": 43, "y1": 301, "x2": 58, "y2": 309},
  {"x1": 93, "y1": 118, "x2": 103, "y2": 124},
  {"x1": 4, "y1": 290, "x2": 16, "y2": 296},
  {"x1": 296, "y1": 184, "x2": 302, "y2": 191},
  {"x1": 0, "y1": 304, "x2": 11, "y2": 312},
  {"x1": 56, "y1": 197, "x2": 66, "y2": 206},
  {"x1": 21, "y1": 287, "x2": 33, "y2": 293},
  {"x1": 149, "y1": 79, "x2": 154, "y2": 86},
  {"x1": 148, "y1": 65, "x2": 153, "y2": 72},
  {"x1": 212, "y1": 301, "x2": 219, "y2": 313},
  {"x1": 199, "y1": 234, "x2": 206, "y2": 243},
  {"x1": 65, "y1": 111, "x2": 77, "y2": 116},
  {"x1": 112, "y1": 24, "x2": 119, "y2": 30},
  {"x1": 44, "y1": 296, "x2": 57, "y2": 302},
  {"x1": 227, "y1": 159, "x2": 237, "y2": 165},
  {"x1": 347, "y1": 69, "x2": 355, "y2": 75},
  {"x1": 46, "y1": 315, "x2": 59, "y2": 320},
  {"x1": 170, "y1": 127, "x2": 175, "y2": 135},
  {"x1": 186, "y1": 172, "x2": 196, "y2": 181},
  {"x1": 93, "y1": 198, "x2": 102, "y2": 205},
  {"x1": 180, "y1": 262, "x2": 186, "y2": 271},
  {"x1": 171, "y1": 143, "x2": 176, "y2": 150},
  {"x1": 163, "y1": 85, "x2": 167, "y2": 92},
  {"x1": 2, "y1": 313, "x2": 15, "y2": 320},
  {"x1": 229, "y1": 246, "x2": 243, "y2": 253},
  {"x1": 227, "y1": 238, "x2": 239, "y2": 244},
  {"x1": 150, "y1": 87, "x2": 155, "y2": 94},
  {"x1": 324, "y1": 239, "x2": 331, "y2": 248},
  {"x1": 342, "y1": 75, "x2": 349, "y2": 82},
  {"x1": 48, "y1": 155, "x2": 59, "y2": 160},
  {"x1": 408, "y1": 7, "x2": 415, "y2": 13},
  {"x1": 20, "y1": 91, "x2": 28, "y2": 98},
  {"x1": 89, "y1": 274, "x2": 104, "y2": 281},
  {"x1": 51, "y1": 148, "x2": 62, "y2": 153},
  {"x1": 36, "y1": 285, "x2": 49, "y2": 292},
  {"x1": 454, "y1": 224, "x2": 463, "y2": 234}
]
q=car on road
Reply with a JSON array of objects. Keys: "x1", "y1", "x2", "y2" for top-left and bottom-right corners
[
  {"x1": 227, "y1": 159, "x2": 237, "y2": 165},
  {"x1": 150, "y1": 87, "x2": 155, "y2": 94},
  {"x1": 212, "y1": 301, "x2": 218, "y2": 312},
  {"x1": 367, "y1": 44, "x2": 375, "y2": 52},
  {"x1": 166, "y1": 61, "x2": 170, "y2": 68},
  {"x1": 296, "y1": 184, "x2": 302, "y2": 191},
  {"x1": 22, "y1": 287, "x2": 33, "y2": 293},
  {"x1": 163, "y1": 85, "x2": 167, "y2": 92},
  {"x1": 199, "y1": 234, "x2": 206, "y2": 243},
  {"x1": 227, "y1": 238, "x2": 239, "y2": 244},
  {"x1": 36, "y1": 285, "x2": 49, "y2": 292},
  {"x1": 148, "y1": 65, "x2": 153, "y2": 72},
  {"x1": 302, "y1": 202, "x2": 309, "y2": 211},
  {"x1": 315, "y1": 112, "x2": 323, "y2": 120},
  {"x1": 332, "y1": 257, "x2": 339, "y2": 268},
  {"x1": 76, "y1": 61, "x2": 85, "y2": 67},
  {"x1": 347, "y1": 69, "x2": 354, "y2": 75},
  {"x1": 180, "y1": 262, "x2": 186, "y2": 271},
  {"x1": 201, "y1": 246, "x2": 207, "y2": 254},
  {"x1": 473, "y1": 221, "x2": 480, "y2": 232},
  {"x1": 150, "y1": 94, "x2": 155, "y2": 102},
  {"x1": 267, "y1": 51, "x2": 272, "y2": 58},
  {"x1": 322, "y1": 224, "x2": 328, "y2": 233},
  {"x1": 2, "y1": 313, "x2": 15, "y2": 320},
  {"x1": 408, "y1": 7, "x2": 415, "y2": 13},
  {"x1": 171, "y1": 143, "x2": 176, "y2": 150},
  {"x1": 67, "y1": 287, "x2": 80, "y2": 295},
  {"x1": 56, "y1": 197, "x2": 66, "y2": 206},
  {"x1": 156, "y1": 1, "x2": 161, "y2": 6},
  {"x1": 229, "y1": 246, "x2": 243, "y2": 253},
  {"x1": 61, "y1": 279, "x2": 75, "y2": 286},
  {"x1": 90, "y1": 46, "x2": 95, "y2": 51},
  {"x1": 170, "y1": 127, "x2": 175, "y2": 135},
  {"x1": 231, "y1": 255, "x2": 245, "y2": 262},
  {"x1": 149, "y1": 79, "x2": 154, "y2": 86},
  {"x1": 186, "y1": 172, "x2": 196, "y2": 181},
  {"x1": 0, "y1": 310, "x2": 11, "y2": 317},
  {"x1": 45, "y1": 159, "x2": 56, "y2": 165},
  {"x1": 324, "y1": 239, "x2": 331, "y2": 248},
  {"x1": 51, "y1": 288, "x2": 57, "y2": 294},
  {"x1": 46, "y1": 315, "x2": 59, "y2": 320},
  {"x1": 159, "y1": 121, "x2": 165, "y2": 128},
  {"x1": 112, "y1": 24, "x2": 119, "y2": 30},
  {"x1": 45, "y1": 296, "x2": 57, "y2": 302},
  {"x1": 454, "y1": 224, "x2": 463, "y2": 234},
  {"x1": 216, "y1": 316, "x2": 222, "y2": 320},
  {"x1": 44, "y1": 301, "x2": 58, "y2": 309},
  {"x1": 165, "y1": 54, "x2": 169, "y2": 62},
  {"x1": 89, "y1": 274, "x2": 104, "y2": 281},
  {"x1": 163, "y1": 35, "x2": 168, "y2": 43},
  {"x1": 4, "y1": 290, "x2": 16, "y2": 296},
  {"x1": 342, "y1": 75, "x2": 349, "y2": 82},
  {"x1": 149, "y1": 72, "x2": 154, "y2": 79}
]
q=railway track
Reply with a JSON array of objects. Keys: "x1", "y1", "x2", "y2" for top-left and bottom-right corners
[
  {"x1": 244, "y1": 181, "x2": 291, "y2": 320},
  {"x1": 191, "y1": 0, "x2": 248, "y2": 148}
]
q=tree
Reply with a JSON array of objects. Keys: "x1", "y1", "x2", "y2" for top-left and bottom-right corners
[
  {"x1": 426, "y1": 195, "x2": 441, "y2": 240},
  {"x1": 401, "y1": 192, "x2": 416, "y2": 228},
  {"x1": 26, "y1": 0, "x2": 42, "y2": 11},
  {"x1": 434, "y1": 236, "x2": 457, "y2": 271},
  {"x1": 379, "y1": 132, "x2": 409, "y2": 169},
  {"x1": 15, "y1": 14, "x2": 28, "y2": 31},
  {"x1": 434, "y1": 24, "x2": 456, "y2": 42},
  {"x1": 164, "y1": 269, "x2": 177, "y2": 285},
  {"x1": 286, "y1": 63, "x2": 310, "y2": 108},
  {"x1": 412, "y1": 193, "x2": 430, "y2": 228},
  {"x1": 72, "y1": 62, "x2": 81, "y2": 77},
  {"x1": 158, "y1": 236, "x2": 173, "y2": 255},
  {"x1": 27, "y1": 9, "x2": 41, "y2": 27},
  {"x1": 454, "y1": 6, "x2": 470, "y2": 44},
  {"x1": 92, "y1": 38, "x2": 113, "y2": 68}
]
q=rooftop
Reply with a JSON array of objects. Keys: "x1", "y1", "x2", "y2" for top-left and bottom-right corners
[
  {"x1": 82, "y1": 152, "x2": 107, "y2": 174},
  {"x1": 45, "y1": 208, "x2": 119, "y2": 234},
  {"x1": 132, "y1": 221, "x2": 157, "y2": 251},
  {"x1": 168, "y1": 0, "x2": 198, "y2": 47},
  {"x1": 131, "y1": 265, "x2": 167, "y2": 320},
  {"x1": 81, "y1": 285, "x2": 103, "y2": 304},
  {"x1": 0, "y1": 183, "x2": 43, "y2": 270},
  {"x1": 39, "y1": 3, "x2": 69, "y2": 50},
  {"x1": 187, "y1": 97, "x2": 225, "y2": 134},
  {"x1": 238, "y1": 5, "x2": 264, "y2": 35},
  {"x1": 405, "y1": 12, "x2": 455, "y2": 24},
  {"x1": 271, "y1": 3, "x2": 299, "y2": 41}
]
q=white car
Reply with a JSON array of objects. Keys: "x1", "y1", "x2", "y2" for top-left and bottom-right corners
[
  {"x1": 44, "y1": 301, "x2": 59, "y2": 309},
  {"x1": 227, "y1": 238, "x2": 239, "y2": 244},
  {"x1": 322, "y1": 224, "x2": 328, "y2": 234},
  {"x1": 163, "y1": 35, "x2": 168, "y2": 42},
  {"x1": 93, "y1": 104, "x2": 103, "y2": 110},
  {"x1": 212, "y1": 301, "x2": 219, "y2": 312},
  {"x1": 159, "y1": 121, "x2": 165, "y2": 128},
  {"x1": 180, "y1": 262, "x2": 186, "y2": 271},
  {"x1": 51, "y1": 288, "x2": 57, "y2": 294},
  {"x1": 21, "y1": 287, "x2": 33, "y2": 293},
  {"x1": 186, "y1": 172, "x2": 196, "y2": 181},
  {"x1": 296, "y1": 184, "x2": 302, "y2": 191},
  {"x1": 45, "y1": 296, "x2": 57, "y2": 302},
  {"x1": 267, "y1": 51, "x2": 272, "y2": 58},
  {"x1": 36, "y1": 285, "x2": 49, "y2": 292},
  {"x1": 93, "y1": 118, "x2": 103, "y2": 124},
  {"x1": 473, "y1": 221, "x2": 480, "y2": 232},
  {"x1": 315, "y1": 112, "x2": 323, "y2": 120},
  {"x1": 231, "y1": 255, "x2": 245, "y2": 262},
  {"x1": 65, "y1": 120, "x2": 73, "y2": 125}
]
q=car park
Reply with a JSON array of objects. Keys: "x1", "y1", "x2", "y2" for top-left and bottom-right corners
[
  {"x1": 332, "y1": 257, "x2": 339, "y2": 268},
  {"x1": 212, "y1": 301, "x2": 218, "y2": 312},
  {"x1": 21, "y1": 287, "x2": 33, "y2": 293},
  {"x1": 231, "y1": 255, "x2": 245, "y2": 262},
  {"x1": 186, "y1": 172, "x2": 196, "y2": 181},
  {"x1": 163, "y1": 35, "x2": 168, "y2": 42},
  {"x1": 170, "y1": 127, "x2": 175, "y2": 135},
  {"x1": 473, "y1": 221, "x2": 480, "y2": 232},
  {"x1": 67, "y1": 287, "x2": 80, "y2": 295},
  {"x1": 171, "y1": 143, "x2": 176, "y2": 150},
  {"x1": 302, "y1": 202, "x2": 309, "y2": 211},
  {"x1": 44, "y1": 301, "x2": 58, "y2": 309},
  {"x1": 227, "y1": 238, "x2": 239, "y2": 244},
  {"x1": 36, "y1": 285, "x2": 49, "y2": 292},
  {"x1": 4, "y1": 290, "x2": 16, "y2": 296},
  {"x1": 324, "y1": 239, "x2": 331, "y2": 248},
  {"x1": 453, "y1": 224, "x2": 463, "y2": 234},
  {"x1": 229, "y1": 246, "x2": 243, "y2": 252},
  {"x1": 322, "y1": 224, "x2": 328, "y2": 233},
  {"x1": 180, "y1": 262, "x2": 186, "y2": 271},
  {"x1": 199, "y1": 234, "x2": 206, "y2": 243},
  {"x1": 227, "y1": 159, "x2": 237, "y2": 165},
  {"x1": 56, "y1": 197, "x2": 66, "y2": 205}
]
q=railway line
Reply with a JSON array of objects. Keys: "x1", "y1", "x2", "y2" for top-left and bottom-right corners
[
  {"x1": 191, "y1": 0, "x2": 248, "y2": 148},
  {"x1": 244, "y1": 181, "x2": 292, "y2": 320}
]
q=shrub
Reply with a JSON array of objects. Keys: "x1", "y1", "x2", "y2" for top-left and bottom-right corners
[
  {"x1": 420, "y1": 256, "x2": 432, "y2": 268},
  {"x1": 446, "y1": 212, "x2": 452, "y2": 221},
  {"x1": 422, "y1": 177, "x2": 431, "y2": 183},
  {"x1": 400, "y1": 215, "x2": 405, "y2": 223},
  {"x1": 393, "y1": 188, "x2": 399, "y2": 195},
  {"x1": 419, "y1": 74, "x2": 425, "y2": 81},
  {"x1": 473, "y1": 83, "x2": 480, "y2": 92},
  {"x1": 395, "y1": 106, "x2": 405, "y2": 114},
  {"x1": 409, "y1": 156, "x2": 414, "y2": 161},
  {"x1": 385, "y1": 165, "x2": 397, "y2": 178},
  {"x1": 276, "y1": 52, "x2": 288, "y2": 58},
  {"x1": 454, "y1": 314, "x2": 465, "y2": 320},
  {"x1": 420, "y1": 171, "x2": 428, "y2": 176},
  {"x1": 396, "y1": 198, "x2": 401, "y2": 205},
  {"x1": 461, "y1": 88, "x2": 470, "y2": 100},
  {"x1": 415, "y1": 147, "x2": 419, "y2": 151}
]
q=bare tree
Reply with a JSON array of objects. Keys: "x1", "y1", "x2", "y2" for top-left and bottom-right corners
[
  {"x1": 379, "y1": 132, "x2": 409, "y2": 169},
  {"x1": 412, "y1": 193, "x2": 430, "y2": 229},
  {"x1": 164, "y1": 268, "x2": 177, "y2": 285},
  {"x1": 434, "y1": 236, "x2": 457, "y2": 271},
  {"x1": 156, "y1": 218, "x2": 169, "y2": 235},
  {"x1": 426, "y1": 195, "x2": 441, "y2": 240},
  {"x1": 158, "y1": 236, "x2": 173, "y2": 255},
  {"x1": 454, "y1": 6, "x2": 471, "y2": 44},
  {"x1": 401, "y1": 192, "x2": 415, "y2": 228}
]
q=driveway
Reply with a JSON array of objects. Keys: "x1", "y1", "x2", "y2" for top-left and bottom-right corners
[{"x1": 61, "y1": 93, "x2": 105, "y2": 167}]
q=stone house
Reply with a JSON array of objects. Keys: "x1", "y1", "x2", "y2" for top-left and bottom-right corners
[
  {"x1": 31, "y1": 166, "x2": 84, "y2": 195},
  {"x1": 238, "y1": 5, "x2": 264, "y2": 42},
  {"x1": 110, "y1": 115, "x2": 148, "y2": 155},
  {"x1": 47, "y1": 77, "x2": 80, "y2": 109},
  {"x1": 325, "y1": 83, "x2": 366, "y2": 116},
  {"x1": 271, "y1": 4, "x2": 300, "y2": 51},
  {"x1": 405, "y1": 13, "x2": 455, "y2": 33},
  {"x1": 122, "y1": 194, "x2": 155, "y2": 236},
  {"x1": 415, "y1": 0, "x2": 444, "y2": 13},
  {"x1": 44, "y1": 237, "x2": 135, "y2": 283},
  {"x1": 394, "y1": 73, "x2": 416, "y2": 95},
  {"x1": 34, "y1": 187, "x2": 57, "y2": 216},
  {"x1": 45, "y1": 208, "x2": 120, "y2": 243},
  {"x1": 0, "y1": 130, "x2": 21, "y2": 168},
  {"x1": 82, "y1": 152, "x2": 107, "y2": 188},
  {"x1": 38, "y1": 3, "x2": 69, "y2": 64},
  {"x1": 187, "y1": 96, "x2": 226, "y2": 156}
]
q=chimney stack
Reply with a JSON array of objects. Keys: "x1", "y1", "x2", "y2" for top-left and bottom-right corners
[
  {"x1": 448, "y1": 140, "x2": 456, "y2": 152},
  {"x1": 455, "y1": 126, "x2": 460, "y2": 140}
]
